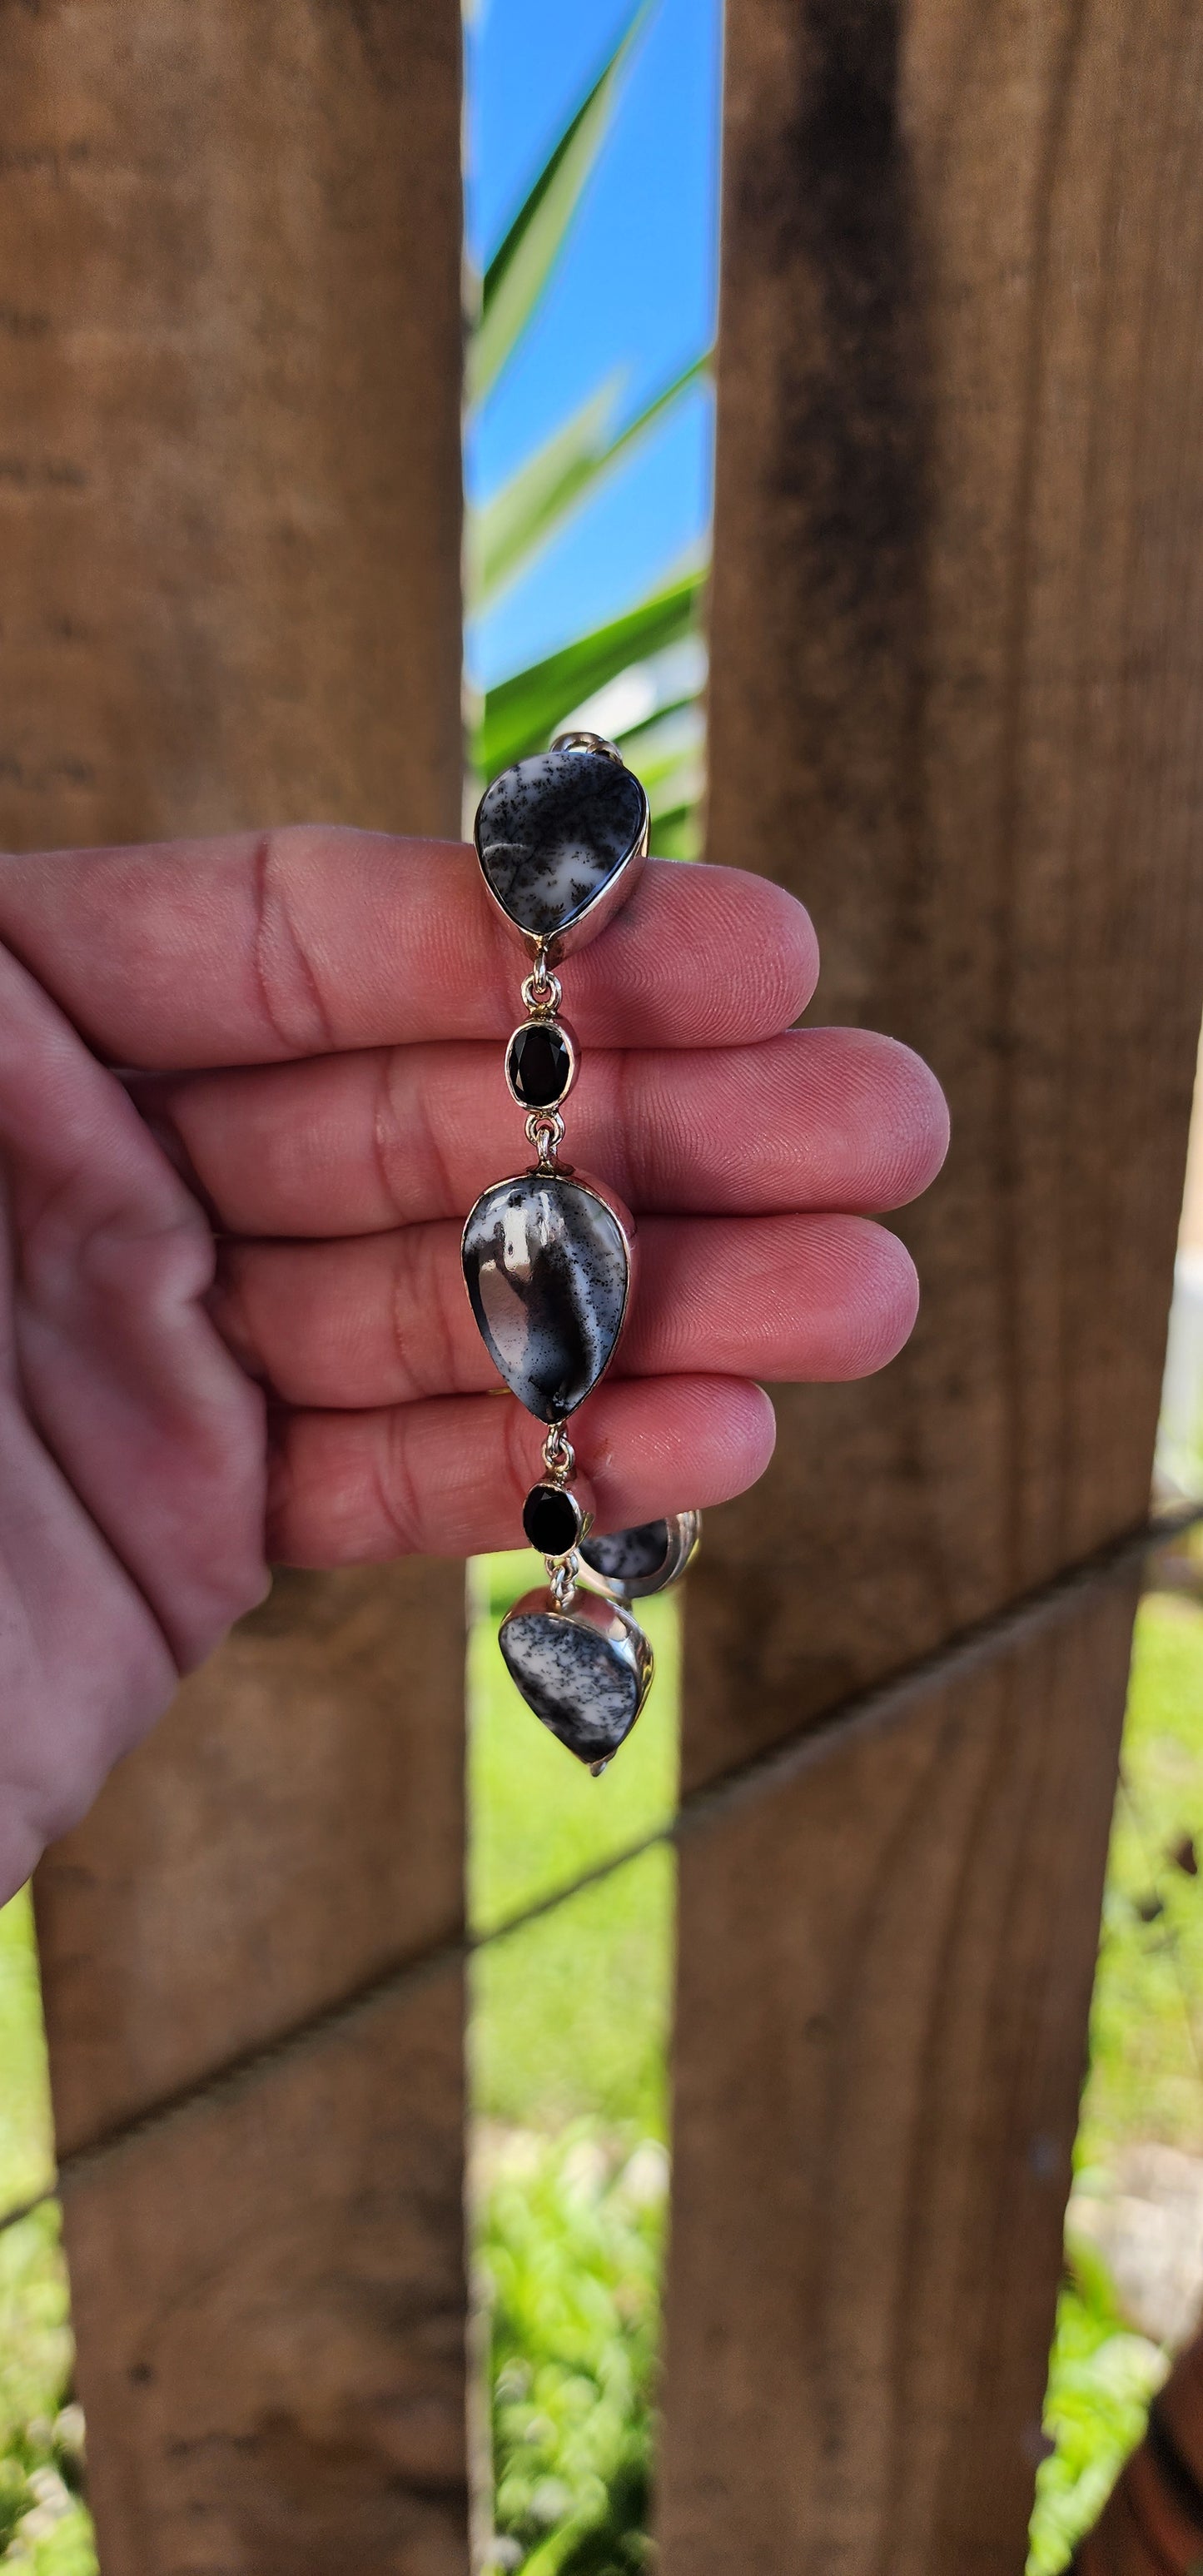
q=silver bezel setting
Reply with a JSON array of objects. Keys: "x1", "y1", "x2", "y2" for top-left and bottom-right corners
[
  {"x1": 579, "y1": 1509, "x2": 703, "y2": 1603},
  {"x1": 473, "y1": 735, "x2": 649, "y2": 967},
  {"x1": 503, "y1": 1013, "x2": 579, "y2": 1113},
  {"x1": 521, "y1": 1480, "x2": 593, "y2": 1562},
  {"x1": 459, "y1": 1166, "x2": 638, "y2": 1424},
  {"x1": 499, "y1": 1582, "x2": 655, "y2": 1773}
]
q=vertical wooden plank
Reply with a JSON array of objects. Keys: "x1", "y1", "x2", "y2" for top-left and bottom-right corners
[
  {"x1": 0, "y1": 4, "x2": 468, "y2": 2567},
  {"x1": 667, "y1": 1589, "x2": 1137, "y2": 2570},
  {"x1": 662, "y1": 2, "x2": 1203, "y2": 2567},
  {"x1": 57, "y1": 1970, "x2": 467, "y2": 2576}
]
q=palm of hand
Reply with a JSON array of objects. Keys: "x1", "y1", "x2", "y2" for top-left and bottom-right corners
[{"x1": 0, "y1": 937, "x2": 266, "y2": 1896}]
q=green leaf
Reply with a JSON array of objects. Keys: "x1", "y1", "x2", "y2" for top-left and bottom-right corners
[
  {"x1": 470, "y1": 2, "x2": 651, "y2": 407},
  {"x1": 559, "y1": 633, "x2": 707, "y2": 749},
  {"x1": 475, "y1": 570, "x2": 703, "y2": 778},
  {"x1": 470, "y1": 380, "x2": 619, "y2": 609},
  {"x1": 471, "y1": 354, "x2": 710, "y2": 609}
]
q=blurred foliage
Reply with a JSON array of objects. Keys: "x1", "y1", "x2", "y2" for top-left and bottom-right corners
[
  {"x1": 1027, "y1": 1591, "x2": 1203, "y2": 2570},
  {"x1": 478, "y1": 2131, "x2": 664, "y2": 2574},
  {"x1": 469, "y1": 5, "x2": 649, "y2": 410},
  {"x1": 1028, "y1": 2236, "x2": 1165, "y2": 2573},
  {"x1": 0, "y1": 1899, "x2": 93, "y2": 2574},
  {"x1": 1074, "y1": 1591, "x2": 1203, "y2": 2165}
]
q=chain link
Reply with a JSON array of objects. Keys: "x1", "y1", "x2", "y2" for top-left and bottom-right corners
[
  {"x1": 548, "y1": 1553, "x2": 579, "y2": 1612},
  {"x1": 525, "y1": 1107, "x2": 565, "y2": 1168},
  {"x1": 542, "y1": 1421, "x2": 575, "y2": 1483},
  {"x1": 521, "y1": 941, "x2": 562, "y2": 1017}
]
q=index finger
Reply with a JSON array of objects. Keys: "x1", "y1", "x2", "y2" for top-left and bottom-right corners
[{"x1": 0, "y1": 828, "x2": 819, "y2": 1069}]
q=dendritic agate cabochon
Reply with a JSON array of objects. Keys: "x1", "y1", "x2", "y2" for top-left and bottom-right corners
[
  {"x1": 461, "y1": 1174, "x2": 629, "y2": 1422},
  {"x1": 499, "y1": 1590, "x2": 652, "y2": 1767},
  {"x1": 475, "y1": 748, "x2": 647, "y2": 940},
  {"x1": 581, "y1": 1522, "x2": 671, "y2": 1584}
]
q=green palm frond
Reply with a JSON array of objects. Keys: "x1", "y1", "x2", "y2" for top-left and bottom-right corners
[
  {"x1": 470, "y1": 2, "x2": 650, "y2": 407},
  {"x1": 471, "y1": 355, "x2": 708, "y2": 610},
  {"x1": 475, "y1": 569, "x2": 703, "y2": 780}
]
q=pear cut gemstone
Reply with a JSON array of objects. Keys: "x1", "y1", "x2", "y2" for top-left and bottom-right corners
[
  {"x1": 461, "y1": 1174, "x2": 630, "y2": 1422},
  {"x1": 581, "y1": 1521, "x2": 672, "y2": 1584},
  {"x1": 475, "y1": 748, "x2": 646, "y2": 941},
  {"x1": 499, "y1": 1587, "x2": 653, "y2": 1768}
]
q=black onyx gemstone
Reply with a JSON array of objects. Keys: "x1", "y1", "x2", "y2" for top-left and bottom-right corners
[
  {"x1": 507, "y1": 1021, "x2": 572, "y2": 1110},
  {"x1": 522, "y1": 1482, "x2": 582, "y2": 1559},
  {"x1": 475, "y1": 748, "x2": 646, "y2": 940}
]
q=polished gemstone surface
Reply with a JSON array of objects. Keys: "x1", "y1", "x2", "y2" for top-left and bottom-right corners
[
  {"x1": 506, "y1": 1021, "x2": 573, "y2": 1109},
  {"x1": 500, "y1": 1588, "x2": 653, "y2": 1768},
  {"x1": 582, "y1": 1521, "x2": 670, "y2": 1584},
  {"x1": 476, "y1": 748, "x2": 646, "y2": 939},
  {"x1": 522, "y1": 1482, "x2": 582, "y2": 1558},
  {"x1": 462, "y1": 1173, "x2": 630, "y2": 1422}
]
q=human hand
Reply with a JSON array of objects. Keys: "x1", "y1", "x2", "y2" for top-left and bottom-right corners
[{"x1": 0, "y1": 825, "x2": 947, "y2": 1894}]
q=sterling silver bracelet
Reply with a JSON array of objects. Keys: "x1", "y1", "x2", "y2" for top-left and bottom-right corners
[{"x1": 460, "y1": 730, "x2": 700, "y2": 1774}]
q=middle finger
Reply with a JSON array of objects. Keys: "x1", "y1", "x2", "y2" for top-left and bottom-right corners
[{"x1": 149, "y1": 1027, "x2": 946, "y2": 1237}]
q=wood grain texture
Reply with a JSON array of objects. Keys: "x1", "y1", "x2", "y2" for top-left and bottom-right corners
[
  {"x1": 35, "y1": 1565, "x2": 466, "y2": 2154},
  {"x1": 0, "y1": 6, "x2": 469, "y2": 2566},
  {"x1": 663, "y1": 1, "x2": 1203, "y2": 2565},
  {"x1": 0, "y1": 0, "x2": 464, "y2": 847},
  {"x1": 663, "y1": 1585, "x2": 1138, "y2": 2573},
  {"x1": 61, "y1": 1967, "x2": 468, "y2": 2576},
  {"x1": 686, "y1": 0, "x2": 1203, "y2": 1788}
]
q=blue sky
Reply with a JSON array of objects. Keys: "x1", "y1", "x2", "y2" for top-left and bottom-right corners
[{"x1": 465, "y1": 0, "x2": 722, "y2": 689}]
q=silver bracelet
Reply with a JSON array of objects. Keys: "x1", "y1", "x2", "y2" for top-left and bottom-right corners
[{"x1": 461, "y1": 730, "x2": 700, "y2": 1774}]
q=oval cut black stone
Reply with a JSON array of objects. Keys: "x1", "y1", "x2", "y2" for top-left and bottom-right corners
[
  {"x1": 523, "y1": 1482, "x2": 582, "y2": 1558},
  {"x1": 508, "y1": 1022, "x2": 572, "y2": 1109}
]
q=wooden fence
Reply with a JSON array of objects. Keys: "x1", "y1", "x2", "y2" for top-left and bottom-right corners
[{"x1": 2, "y1": 2, "x2": 1203, "y2": 2569}]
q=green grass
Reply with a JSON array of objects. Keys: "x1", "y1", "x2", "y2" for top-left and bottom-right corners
[
  {"x1": 1075, "y1": 1592, "x2": 1203, "y2": 2165},
  {"x1": 479, "y1": 2129, "x2": 664, "y2": 2574},
  {"x1": 0, "y1": 1897, "x2": 92, "y2": 2574},
  {"x1": 1027, "y1": 1590, "x2": 1203, "y2": 2571},
  {"x1": 1027, "y1": 2238, "x2": 1166, "y2": 2574}
]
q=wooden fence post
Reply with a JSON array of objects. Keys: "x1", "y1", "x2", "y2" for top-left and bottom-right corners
[
  {"x1": 0, "y1": 7, "x2": 469, "y2": 2569},
  {"x1": 660, "y1": 2, "x2": 1203, "y2": 2568}
]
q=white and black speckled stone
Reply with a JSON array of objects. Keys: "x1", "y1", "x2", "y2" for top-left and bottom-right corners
[
  {"x1": 579, "y1": 1509, "x2": 702, "y2": 1602},
  {"x1": 581, "y1": 1522, "x2": 671, "y2": 1584},
  {"x1": 499, "y1": 1587, "x2": 654, "y2": 1768},
  {"x1": 461, "y1": 1172, "x2": 631, "y2": 1422},
  {"x1": 475, "y1": 748, "x2": 647, "y2": 941}
]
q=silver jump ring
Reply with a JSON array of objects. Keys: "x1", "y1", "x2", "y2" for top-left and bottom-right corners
[
  {"x1": 526, "y1": 1107, "x2": 565, "y2": 1165},
  {"x1": 521, "y1": 965, "x2": 562, "y2": 1017},
  {"x1": 548, "y1": 1554, "x2": 579, "y2": 1612},
  {"x1": 543, "y1": 1422, "x2": 575, "y2": 1483}
]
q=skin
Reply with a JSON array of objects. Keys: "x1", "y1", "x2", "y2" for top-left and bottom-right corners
[{"x1": 0, "y1": 824, "x2": 948, "y2": 1902}]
